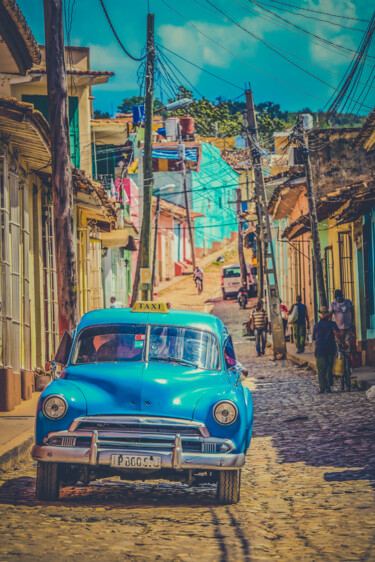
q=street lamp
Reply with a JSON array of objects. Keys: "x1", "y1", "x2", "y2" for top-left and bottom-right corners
[{"x1": 151, "y1": 184, "x2": 176, "y2": 295}]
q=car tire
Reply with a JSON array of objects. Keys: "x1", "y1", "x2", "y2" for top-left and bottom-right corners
[
  {"x1": 222, "y1": 291, "x2": 227, "y2": 300},
  {"x1": 217, "y1": 469, "x2": 241, "y2": 505},
  {"x1": 36, "y1": 462, "x2": 60, "y2": 501}
]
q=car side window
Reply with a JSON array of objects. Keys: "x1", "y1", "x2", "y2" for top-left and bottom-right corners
[{"x1": 223, "y1": 336, "x2": 236, "y2": 369}]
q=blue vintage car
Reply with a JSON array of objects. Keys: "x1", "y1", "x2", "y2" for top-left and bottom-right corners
[{"x1": 32, "y1": 303, "x2": 253, "y2": 504}]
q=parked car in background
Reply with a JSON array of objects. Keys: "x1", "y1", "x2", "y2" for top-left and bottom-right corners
[
  {"x1": 32, "y1": 302, "x2": 253, "y2": 505},
  {"x1": 221, "y1": 264, "x2": 257, "y2": 300}
]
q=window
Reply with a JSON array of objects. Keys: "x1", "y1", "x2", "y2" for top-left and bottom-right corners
[
  {"x1": 338, "y1": 232, "x2": 354, "y2": 303},
  {"x1": 223, "y1": 267, "x2": 241, "y2": 278},
  {"x1": 72, "y1": 324, "x2": 146, "y2": 364},
  {"x1": 148, "y1": 325, "x2": 220, "y2": 371},
  {"x1": 21, "y1": 95, "x2": 80, "y2": 167},
  {"x1": 324, "y1": 246, "x2": 335, "y2": 304}
]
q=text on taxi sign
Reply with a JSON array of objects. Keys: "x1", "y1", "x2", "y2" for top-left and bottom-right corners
[{"x1": 131, "y1": 301, "x2": 169, "y2": 313}]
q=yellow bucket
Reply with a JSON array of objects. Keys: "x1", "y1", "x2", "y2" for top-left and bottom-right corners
[{"x1": 333, "y1": 357, "x2": 345, "y2": 377}]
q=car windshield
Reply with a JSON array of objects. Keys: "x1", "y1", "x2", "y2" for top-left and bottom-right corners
[
  {"x1": 148, "y1": 326, "x2": 220, "y2": 371},
  {"x1": 71, "y1": 324, "x2": 146, "y2": 364}
]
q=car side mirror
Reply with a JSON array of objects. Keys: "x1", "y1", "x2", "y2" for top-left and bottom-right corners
[{"x1": 54, "y1": 330, "x2": 73, "y2": 366}]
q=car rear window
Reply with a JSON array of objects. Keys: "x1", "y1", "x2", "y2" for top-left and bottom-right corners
[
  {"x1": 223, "y1": 267, "x2": 241, "y2": 278},
  {"x1": 71, "y1": 324, "x2": 146, "y2": 364}
]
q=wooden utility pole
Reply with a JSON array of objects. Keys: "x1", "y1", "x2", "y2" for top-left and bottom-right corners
[
  {"x1": 138, "y1": 13, "x2": 155, "y2": 301},
  {"x1": 245, "y1": 89, "x2": 286, "y2": 358},
  {"x1": 292, "y1": 116, "x2": 327, "y2": 309},
  {"x1": 151, "y1": 193, "x2": 160, "y2": 295},
  {"x1": 178, "y1": 135, "x2": 196, "y2": 271},
  {"x1": 43, "y1": 0, "x2": 79, "y2": 335},
  {"x1": 236, "y1": 188, "x2": 247, "y2": 288}
]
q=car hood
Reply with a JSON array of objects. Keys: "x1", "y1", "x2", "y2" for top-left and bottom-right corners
[{"x1": 63, "y1": 362, "x2": 229, "y2": 419}]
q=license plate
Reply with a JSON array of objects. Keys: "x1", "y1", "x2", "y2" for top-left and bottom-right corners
[{"x1": 111, "y1": 454, "x2": 161, "y2": 469}]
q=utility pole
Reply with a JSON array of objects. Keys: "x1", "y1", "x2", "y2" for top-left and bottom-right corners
[
  {"x1": 138, "y1": 12, "x2": 155, "y2": 301},
  {"x1": 245, "y1": 89, "x2": 286, "y2": 358},
  {"x1": 43, "y1": 0, "x2": 79, "y2": 335},
  {"x1": 292, "y1": 116, "x2": 327, "y2": 309},
  {"x1": 151, "y1": 193, "x2": 160, "y2": 295},
  {"x1": 236, "y1": 188, "x2": 247, "y2": 288},
  {"x1": 178, "y1": 132, "x2": 196, "y2": 271}
]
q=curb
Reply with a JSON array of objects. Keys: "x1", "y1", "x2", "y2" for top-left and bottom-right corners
[
  {"x1": 286, "y1": 352, "x2": 317, "y2": 373},
  {"x1": 0, "y1": 430, "x2": 34, "y2": 473}
]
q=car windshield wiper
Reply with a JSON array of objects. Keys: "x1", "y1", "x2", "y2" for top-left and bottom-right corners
[{"x1": 148, "y1": 356, "x2": 198, "y2": 368}]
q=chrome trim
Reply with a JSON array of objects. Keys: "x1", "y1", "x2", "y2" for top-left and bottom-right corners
[
  {"x1": 172, "y1": 434, "x2": 182, "y2": 469},
  {"x1": 31, "y1": 444, "x2": 245, "y2": 470},
  {"x1": 69, "y1": 416, "x2": 210, "y2": 437},
  {"x1": 89, "y1": 431, "x2": 98, "y2": 465},
  {"x1": 213, "y1": 400, "x2": 239, "y2": 426},
  {"x1": 42, "y1": 395, "x2": 68, "y2": 420}
]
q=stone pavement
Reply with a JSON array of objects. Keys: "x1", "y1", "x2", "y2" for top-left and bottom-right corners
[{"x1": 0, "y1": 298, "x2": 374, "y2": 560}]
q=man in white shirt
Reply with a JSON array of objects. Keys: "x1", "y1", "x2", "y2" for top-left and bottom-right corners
[{"x1": 109, "y1": 296, "x2": 123, "y2": 309}]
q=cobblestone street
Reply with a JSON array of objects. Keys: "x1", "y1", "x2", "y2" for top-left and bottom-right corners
[{"x1": 0, "y1": 298, "x2": 375, "y2": 561}]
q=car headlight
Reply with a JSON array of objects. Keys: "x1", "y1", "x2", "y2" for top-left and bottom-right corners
[
  {"x1": 213, "y1": 400, "x2": 238, "y2": 425},
  {"x1": 42, "y1": 395, "x2": 68, "y2": 420}
]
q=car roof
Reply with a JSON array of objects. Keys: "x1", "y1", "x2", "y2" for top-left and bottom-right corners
[{"x1": 76, "y1": 308, "x2": 224, "y2": 338}]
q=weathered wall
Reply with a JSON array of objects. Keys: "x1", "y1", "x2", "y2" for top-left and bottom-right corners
[{"x1": 309, "y1": 128, "x2": 375, "y2": 197}]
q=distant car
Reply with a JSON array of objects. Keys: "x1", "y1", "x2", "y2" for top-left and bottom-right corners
[
  {"x1": 221, "y1": 264, "x2": 257, "y2": 300},
  {"x1": 32, "y1": 302, "x2": 253, "y2": 505}
]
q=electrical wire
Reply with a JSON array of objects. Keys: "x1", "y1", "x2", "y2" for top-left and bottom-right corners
[
  {"x1": 98, "y1": 0, "x2": 146, "y2": 61},
  {"x1": 201, "y1": 0, "x2": 372, "y2": 109},
  {"x1": 260, "y1": 0, "x2": 370, "y2": 23},
  {"x1": 159, "y1": 0, "x2": 330, "y2": 102}
]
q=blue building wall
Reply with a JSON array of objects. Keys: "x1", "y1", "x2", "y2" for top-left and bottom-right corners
[{"x1": 190, "y1": 143, "x2": 238, "y2": 250}]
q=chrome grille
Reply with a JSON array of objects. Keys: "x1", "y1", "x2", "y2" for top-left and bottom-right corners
[
  {"x1": 77, "y1": 421, "x2": 202, "y2": 437},
  {"x1": 61, "y1": 436, "x2": 76, "y2": 447}
]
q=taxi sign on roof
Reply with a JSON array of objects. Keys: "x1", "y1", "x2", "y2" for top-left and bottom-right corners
[{"x1": 131, "y1": 301, "x2": 169, "y2": 313}]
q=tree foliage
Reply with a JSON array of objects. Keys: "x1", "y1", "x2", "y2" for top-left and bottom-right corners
[
  {"x1": 117, "y1": 96, "x2": 164, "y2": 113},
  {"x1": 169, "y1": 87, "x2": 243, "y2": 137},
  {"x1": 92, "y1": 110, "x2": 110, "y2": 119}
]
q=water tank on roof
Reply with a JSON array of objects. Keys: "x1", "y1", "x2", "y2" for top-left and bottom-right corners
[
  {"x1": 165, "y1": 117, "x2": 179, "y2": 141},
  {"x1": 132, "y1": 105, "x2": 145, "y2": 124},
  {"x1": 180, "y1": 116, "x2": 195, "y2": 135}
]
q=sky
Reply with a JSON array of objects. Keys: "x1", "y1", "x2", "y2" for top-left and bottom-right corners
[{"x1": 17, "y1": 0, "x2": 375, "y2": 116}]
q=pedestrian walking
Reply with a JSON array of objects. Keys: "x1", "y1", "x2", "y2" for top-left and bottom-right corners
[
  {"x1": 280, "y1": 300, "x2": 289, "y2": 335},
  {"x1": 251, "y1": 299, "x2": 268, "y2": 357},
  {"x1": 288, "y1": 295, "x2": 310, "y2": 354},
  {"x1": 329, "y1": 289, "x2": 354, "y2": 338},
  {"x1": 313, "y1": 306, "x2": 339, "y2": 394}
]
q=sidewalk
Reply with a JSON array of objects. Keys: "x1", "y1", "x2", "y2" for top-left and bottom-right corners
[
  {"x1": 0, "y1": 392, "x2": 40, "y2": 472},
  {"x1": 286, "y1": 342, "x2": 375, "y2": 386}
]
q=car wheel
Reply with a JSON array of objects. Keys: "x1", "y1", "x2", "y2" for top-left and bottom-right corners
[
  {"x1": 217, "y1": 469, "x2": 241, "y2": 505},
  {"x1": 36, "y1": 462, "x2": 60, "y2": 501},
  {"x1": 222, "y1": 291, "x2": 227, "y2": 300}
]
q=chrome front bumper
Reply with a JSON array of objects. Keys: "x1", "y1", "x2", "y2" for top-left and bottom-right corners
[{"x1": 32, "y1": 416, "x2": 245, "y2": 471}]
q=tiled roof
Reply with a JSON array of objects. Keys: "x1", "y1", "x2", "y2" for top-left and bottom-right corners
[
  {"x1": 30, "y1": 68, "x2": 115, "y2": 77},
  {"x1": 72, "y1": 168, "x2": 119, "y2": 223},
  {"x1": 221, "y1": 149, "x2": 252, "y2": 169},
  {"x1": 353, "y1": 108, "x2": 375, "y2": 150},
  {"x1": 0, "y1": 0, "x2": 41, "y2": 66}
]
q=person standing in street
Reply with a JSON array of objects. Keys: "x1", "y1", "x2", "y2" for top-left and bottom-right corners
[
  {"x1": 313, "y1": 306, "x2": 339, "y2": 394},
  {"x1": 251, "y1": 299, "x2": 268, "y2": 357},
  {"x1": 109, "y1": 296, "x2": 123, "y2": 309},
  {"x1": 329, "y1": 289, "x2": 354, "y2": 338},
  {"x1": 289, "y1": 295, "x2": 310, "y2": 354}
]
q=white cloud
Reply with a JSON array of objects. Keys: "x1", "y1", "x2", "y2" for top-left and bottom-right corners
[{"x1": 86, "y1": 42, "x2": 140, "y2": 91}]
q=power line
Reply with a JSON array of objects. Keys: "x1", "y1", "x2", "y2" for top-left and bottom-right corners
[
  {"x1": 262, "y1": 0, "x2": 370, "y2": 23},
  {"x1": 159, "y1": 0, "x2": 331, "y2": 102},
  {"x1": 253, "y1": 0, "x2": 365, "y2": 32},
  {"x1": 98, "y1": 0, "x2": 146, "y2": 61},
  {"x1": 201, "y1": 0, "x2": 372, "y2": 110},
  {"x1": 247, "y1": 0, "x2": 375, "y2": 61}
]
